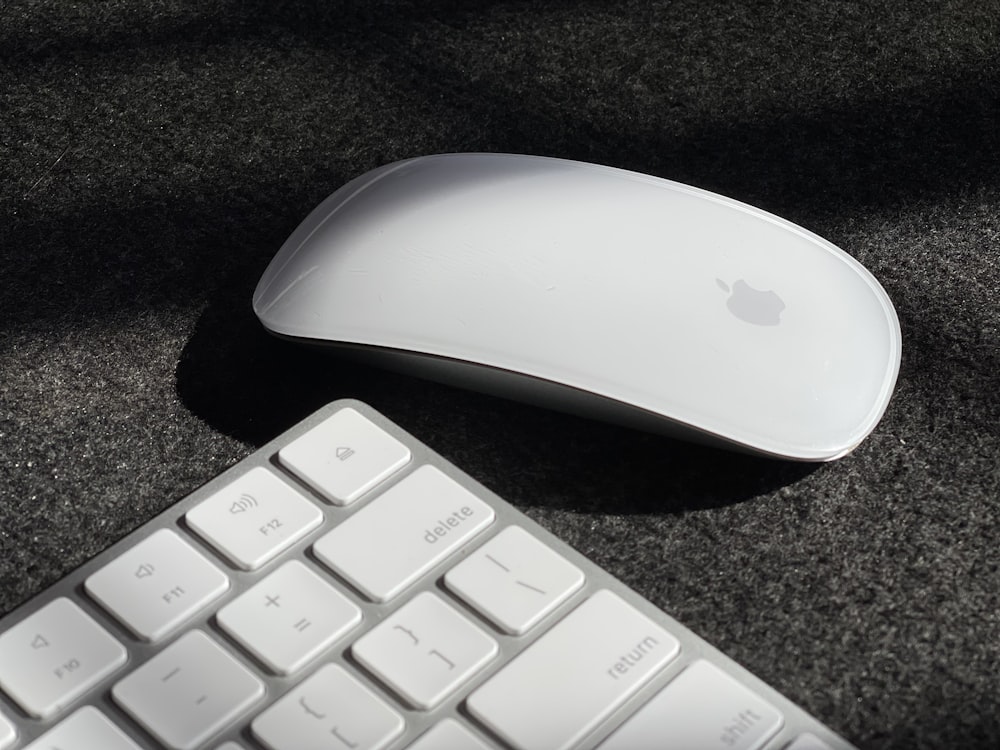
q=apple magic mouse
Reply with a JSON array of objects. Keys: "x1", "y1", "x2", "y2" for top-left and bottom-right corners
[{"x1": 254, "y1": 153, "x2": 901, "y2": 461}]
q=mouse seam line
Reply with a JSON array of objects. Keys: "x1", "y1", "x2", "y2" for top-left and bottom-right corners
[{"x1": 256, "y1": 159, "x2": 416, "y2": 304}]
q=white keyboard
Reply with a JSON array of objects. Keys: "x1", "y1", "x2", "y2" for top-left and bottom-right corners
[{"x1": 0, "y1": 400, "x2": 855, "y2": 750}]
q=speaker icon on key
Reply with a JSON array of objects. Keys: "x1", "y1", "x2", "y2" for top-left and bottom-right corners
[
  {"x1": 229, "y1": 494, "x2": 259, "y2": 514},
  {"x1": 135, "y1": 563, "x2": 155, "y2": 579}
]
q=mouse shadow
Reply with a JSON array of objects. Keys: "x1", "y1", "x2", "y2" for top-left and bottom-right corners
[{"x1": 176, "y1": 268, "x2": 818, "y2": 515}]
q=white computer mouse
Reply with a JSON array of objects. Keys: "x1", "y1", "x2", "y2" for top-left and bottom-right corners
[{"x1": 254, "y1": 153, "x2": 901, "y2": 461}]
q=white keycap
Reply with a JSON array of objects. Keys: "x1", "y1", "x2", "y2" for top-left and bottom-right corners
[
  {"x1": 112, "y1": 630, "x2": 264, "y2": 750},
  {"x1": 407, "y1": 718, "x2": 493, "y2": 750},
  {"x1": 216, "y1": 560, "x2": 362, "y2": 675},
  {"x1": 278, "y1": 407, "x2": 410, "y2": 505},
  {"x1": 784, "y1": 732, "x2": 837, "y2": 750},
  {"x1": 0, "y1": 709, "x2": 15, "y2": 750},
  {"x1": 85, "y1": 529, "x2": 229, "y2": 642},
  {"x1": 466, "y1": 589, "x2": 680, "y2": 750},
  {"x1": 251, "y1": 663, "x2": 404, "y2": 750},
  {"x1": 23, "y1": 706, "x2": 141, "y2": 750},
  {"x1": 214, "y1": 743, "x2": 247, "y2": 750},
  {"x1": 186, "y1": 467, "x2": 323, "y2": 570},
  {"x1": 352, "y1": 592, "x2": 498, "y2": 709},
  {"x1": 0, "y1": 598, "x2": 126, "y2": 719},
  {"x1": 313, "y1": 465, "x2": 494, "y2": 602},
  {"x1": 598, "y1": 660, "x2": 783, "y2": 750},
  {"x1": 445, "y1": 525, "x2": 585, "y2": 634}
]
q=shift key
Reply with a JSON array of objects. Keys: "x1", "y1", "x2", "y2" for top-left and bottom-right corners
[{"x1": 313, "y1": 465, "x2": 495, "y2": 602}]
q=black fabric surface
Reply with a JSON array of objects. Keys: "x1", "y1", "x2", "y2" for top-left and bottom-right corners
[{"x1": 2, "y1": 2, "x2": 999, "y2": 747}]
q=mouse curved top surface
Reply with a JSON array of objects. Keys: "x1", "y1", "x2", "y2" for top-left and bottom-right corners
[{"x1": 254, "y1": 153, "x2": 901, "y2": 461}]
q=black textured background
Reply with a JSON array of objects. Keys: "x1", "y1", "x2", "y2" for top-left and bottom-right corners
[{"x1": 2, "y1": 2, "x2": 999, "y2": 747}]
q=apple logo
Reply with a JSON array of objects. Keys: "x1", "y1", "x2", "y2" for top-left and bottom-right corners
[{"x1": 716, "y1": 278, "x2": 785, "y2": 326}]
